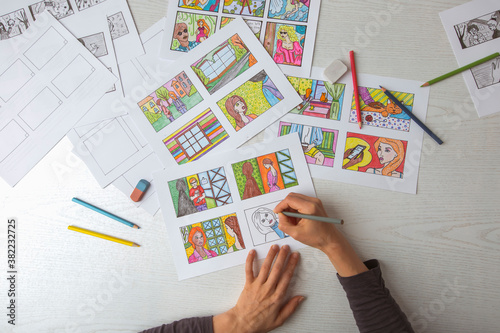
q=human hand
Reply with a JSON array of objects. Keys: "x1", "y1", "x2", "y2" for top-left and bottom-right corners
[
  {"x1": 213, "y1": 245, "x2": 303, "y2": 333},
  {"x1": 342, "y1": 151, "x2": 364, "y2": 169}
]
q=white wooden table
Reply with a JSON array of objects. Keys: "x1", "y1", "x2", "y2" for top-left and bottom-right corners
[{"x1": 1, "y1": 0, "x2": 499, "y2": 332}]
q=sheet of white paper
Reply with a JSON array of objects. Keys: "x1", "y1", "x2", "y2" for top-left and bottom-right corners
[
  {"x1": 264, "y1": 68, "x2": 430, "y2": 194},
  {"x1": 440, "y1": 0, "x2": 500, "y2": 117},
  {"x1": 0, "y1": 12, "x2": 116, "y2": 187},
  {"x1": 160, "y1": 0, "x2": 320, "y2": 76},
  {"x1": 154, "y1": 133, "x2": 315, "y2": 280},
  {"x1": 0, "y1": 0, "x2": 144, "y2": 64},
  {"x1": 126, "y1": 18, "x2": 302, "y2": 169}
]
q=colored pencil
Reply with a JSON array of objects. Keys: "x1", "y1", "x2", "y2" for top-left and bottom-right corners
[
  {"x1": 349, "y1": 50, "x2": 362, "y2": 129},
  {"x1": 281, "y1": 211, "x2": 344, "y2": 225},
  {"x1": 68, "y1": 226, "x2": 140, "y2": 247},
  {"x1": 379, "y1": 86, "x2": 443, "y2": 145},
  {"x1": 421, "y1": 52, "x2": 500, "y2": 87},
  {"x1": 72, "y1": 197, "x2": 141, "y2": 229}
]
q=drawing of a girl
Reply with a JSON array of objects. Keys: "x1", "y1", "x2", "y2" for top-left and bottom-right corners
[
  {"x1": 251, "y1": 207, "x2": 286, "y2": 242},
  {"x1": 224, "y1": 216, "x2": 245, "y2": 252},
  {"x1": 169, "y1": 92, "x2": 188, "y2": 114},
  {"x1": 176, "y1": 179, "x2": 198, "y2": 217},
  {"x1": 225, "y1": 96, "x2": 257, "y2": 131},
  {"x1": 262, "y1": 158, "x2": 280, "y2": 192},
  {"x1": 274, "y1": 25, "x2": 303, "y2": 66},
  {"x1": 187, "y1": 227, "x2": 218, "y2": 263},
  {"x1": 157, "y1": 99, "x2": 174, "y2": 122},
  {"x1": 365, "y1": 138, "x2": 405, "y2": 178},
  {"x1": 196, "y1": 19, "x2": 210, "y2": 42},
  {"x1": 242, "y1": 162, "x2": 263, "y2": 199}
]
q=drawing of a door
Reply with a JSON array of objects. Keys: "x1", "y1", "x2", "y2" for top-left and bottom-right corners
[
  {"x1": 208, "y1": 167, "x2": 233, "y2": 207},
  {"x1": 277, "y1": 149, "x2": 298, "y2": 187}
]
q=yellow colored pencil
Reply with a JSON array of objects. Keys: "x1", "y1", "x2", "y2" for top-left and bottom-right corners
[{"x1": 68, "y1": 226, "x2": 140, "y2": 247}]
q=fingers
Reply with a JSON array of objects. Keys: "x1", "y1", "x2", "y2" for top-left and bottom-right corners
[
  {"x1": 266, "y1": 245, "x2": 291, "y2": 288},
  {"x1": 275, "y1": 251, "x2": 300, "y2": 296},
  {"x1": 245, "y1": 249, "x2": 256, "y2": 283},
  {"x1": 257, "y1": 244, "x2": 279, "y2": 283},
  {"x1": 273, "y1": 192, "x2": 322, "y2": 215},
  {"x1": 274, "y1": 295, "x2": 305, "y2": 328}
]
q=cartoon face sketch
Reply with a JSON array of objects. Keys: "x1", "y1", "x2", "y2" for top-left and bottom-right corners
[{"x1": 251, "y1": 207, "x2": 286, "y2": 241}]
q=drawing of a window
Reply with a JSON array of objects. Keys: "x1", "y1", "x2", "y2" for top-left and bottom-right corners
[
  {"x1": 203, "y1": 218, "x2": 228, "y2": 255},
  {"x1": 277, "y1": 149, "x2": 297, "y2": 185},
  {"x1": 208, "y1": 167, "x2": 233, "y2": 206},
  {"x1": 198, "y1": 45, "x2": 236, "y2": 81},
  {"x1": 176, "y1": 124, "x2": 210, "y2": 159}
]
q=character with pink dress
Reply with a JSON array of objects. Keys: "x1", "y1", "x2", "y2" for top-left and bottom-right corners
[
  {"x1": 273, "y1": 25, "x2": 303, "y2": 66},
  {"x1": 196, "y1": 19, "x2": 210, "y2": 43},
  {"x1": 262, "y1": 158, "x2": 281, "y2": 192}
]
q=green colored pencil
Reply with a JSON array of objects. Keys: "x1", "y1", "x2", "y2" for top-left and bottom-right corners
[
  {"x1": 421, "y1": 52, "x2": 500, "y2": 87},
  {"x1": 281, "y1": 211, "x2": 344, "y2": 225}
]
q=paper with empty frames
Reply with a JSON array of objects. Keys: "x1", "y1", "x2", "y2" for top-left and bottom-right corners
[{"x1": 154, "y1": 133, "x2": 316, "y2": 279}]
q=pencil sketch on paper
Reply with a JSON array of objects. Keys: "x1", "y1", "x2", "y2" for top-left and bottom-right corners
[
  {"x1": 287, "y1": 76, "x2": 345, "y2": 120},
  {"x1": 278, "y1": 122, "x2": 338, "y2": 167},
  {"x1": 29, "y1": 1, "x2": 74, "y2": 21},
  {"x1": 108, "y1": 12, "x2": 129, "y2": 40},
  {"x1": 232, "y1": 149, "x2": 298, "y2": 200},
  {"x1": 349, "y1": 86, "x2": 414, "y2": 132},
  {"x1": 222, "y1": 0, "x2": 266, "y2": 17},
  {"x1": 217, "y1": 70, "x2": 283, "y2": 131},
  {"x1": 264, "y1": 22, "x2": 306, "y2": 67},
  {"x1": 471, "y1": 56, "x2": 500, "y2": 89},
  {"x1": 244, "y1": 201, "x2": 288, "y2": 246},
  {"x1": 454, "y1": 10, "x2": 500, "y2": 49},
  {"x1": 180, "y1": 213, "x2": 245, "y2": 264},
  {"x1": 171, "y1": 12, "x2": 217, "y2": 52},
  {"x1": 168, "y1": 167, "x2": 233, "y2": 217},
  {"x1": 75, "y1": 0, "x2": 107, "y2": 11},
  {"x1": 342, "y1": 132, "x2": 407, "y2": 179},
  {"x1": 78, "y1": 32, "x2": 108, "y2": 57},
  {"x1": 220, "y1": 17, "x2": 262, "y2": 38},
  {"x1": 138, "y1": 71, "x2": 203, "y2": 132},
  {"x1": 0, "y1": 9, "x2": 29, "y2": 40},
  {"x1": 178, "y1": 0, "x2": 221, "y2": 12},
  {"x1": 191, "y1": 34, "x2": 257, "y2": 94},
  {"x1": 268, "y1": 0, "x2": 310, "y2": 22},
  {"x1": 163, "y1": 109, "x2": 229, "y2": 165}
]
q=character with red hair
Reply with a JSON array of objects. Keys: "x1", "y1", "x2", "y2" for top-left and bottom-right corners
[
  {"x1": 187, "y1": 227, "x2": 218, "y2": 263},
  {"x1": 366, "y1": 137, "x2": 405, "y2": 178}
]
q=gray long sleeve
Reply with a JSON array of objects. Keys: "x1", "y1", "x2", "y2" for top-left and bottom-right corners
[{"x1": 140, "y1": 316, "x2": 213, "y2": 333}]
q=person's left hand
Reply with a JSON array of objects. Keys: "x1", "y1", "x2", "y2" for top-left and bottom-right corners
[{"x1": 213, "y1": 245, "x2": 303, "y2": 333}]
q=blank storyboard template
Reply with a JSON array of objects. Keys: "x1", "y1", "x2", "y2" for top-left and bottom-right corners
[
  {"x1": 265, "y1": 67, "x2": 430, "y2": 194},
  {"x1": 154, "y1": 133, "x2": 315, "y2": 280},
  {"x1": 440, "y1": 0, "x2": 500, "y2": 117},
  {"x1": 0, "y1": 12, "x2": 116, "y2": 187},
  {"x1": 126, "y1": 18, "x2": 302, "y2": 170},
  {"x1": 160, "y1": 0, "x2": 320, "y2": 76},
  {"x1": 0, "y1": 0, "x2": 144, "y2": 64}
]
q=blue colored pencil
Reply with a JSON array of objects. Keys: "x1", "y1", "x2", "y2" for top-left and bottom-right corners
[
  {"x1": 281, "y1": 211, "x2": 344, "y2": 225},
  {"x1": 379, "y1": 86, "x2": 443, "y2": 145},
  {"x1": 72, "y1": 198, "x2": 140, "y2": 229}
]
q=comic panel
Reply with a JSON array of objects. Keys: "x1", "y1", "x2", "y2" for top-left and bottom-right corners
[
  {"x1": 244, "y1": 201, "x2": 288, "y2": 246},
  {"x1": 287, "y1": 76, "x2": 345, "y2": 120},
  {"x1": 264, "y1": 22, "x2": 306, "y2": 67},
  {"x1": 171, "y1": 12, "x2": 217, "y2": 52},
  {"x1": 191, "y1": 34, "x2": 257, "y2": 94},
  {"x1": 342, "y1": 132, "x2": 407, "y2": 179},
  {"x1": 180, "y1": 213, "x2": 246, "y2": 264},
  {"x1": 0, "y1": 9, "x2": 29, "y2": 40},
  {"x1": 138, "y1": 71, "x2": 203, "y2": 132},
  {"x1": 220, "y1": 17, "x2": 262, "y2": 38},
  {"x1": 76, "y1": 0, "x2": 107, "y2": 11},
  {"x1": 29, "y1": 1, "x2": 74, "y2": 21},
  {"x1": 349, "y1": 86, "x2": 414, "y2": 132},
  {"x1": 217, "y1": 70, "x2": 283, "y2": 131},
  {"x1": 78, "y1": 32, "x2": 108, "y2": 58},
  {"x1": 222, "y1": 0, "x2": 266, "y2": 18},
  {"x1": 268, "y1": 0, "x2": 310, "y2": 22},
  {"x1": 278, "y1": 122, "x2": 338, "y2": 168},
  {"x1": 178, "y1": 0, "x2": 221, "y2": 12},
  {"x1": 108, "y1": 12, "x2": 129, "y2": 40},
  {"x1": 231, "y1": 149, "x2": 298, "y2": 200},
  {"x1": 168, "y1": 167, "x2": 233, "y2": 217},
  {"x1": 164, "y1": 109, "x2": 229, "y2": 165},
  {"x1": 454, "y1": 10, "x2": 500, "y2": 49},
  {"x1": 471, "y1": 55, "x2": 500, "y2": 89}
]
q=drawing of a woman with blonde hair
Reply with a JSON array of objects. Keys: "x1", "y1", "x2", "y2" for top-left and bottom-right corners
[
  {"x1": 196, "y1": 19, "x2": 210, "y2": 42},
  {"x1": 366, "y1": 138, "x2": 405, "y2": 178},
  {"x1": 274, "y1": 25, "x2": 303, "y2": 66},
  {"x1": 225, "y1": 95, "x2": 257, "y2": 131},
  {"x1": 187, "y1": 226, "x2": 218, "y2": 263}
]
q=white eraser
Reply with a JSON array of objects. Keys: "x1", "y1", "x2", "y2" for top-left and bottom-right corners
[{"x1": 323, "y1": 59, "x2": 348, "y2": 83}]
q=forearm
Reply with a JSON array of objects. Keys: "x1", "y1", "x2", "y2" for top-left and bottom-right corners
[{"x1": 320, "y1": 232, "x2": 368, "y2": 277}]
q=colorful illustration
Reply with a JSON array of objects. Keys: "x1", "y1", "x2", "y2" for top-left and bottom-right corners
[
  {"x1": 220, "y1": 17, "x2": 262, "y2": 38},
  {"x1": 169, "y1": 167, "x2": 233, "y2": 217},
  {"x1": 471, "y1": 56, "x2": 500, "y2": 89},
  {"x1": 268, "y1": 0, "x2": 310, "y2": 22},
  {"x1": 232, "y1": 149, "x2": 298, "y2": 200},
  {"x1": 191, "y1": 34, "x2": 257, "y2": 94},
  {"x1": 0, "y1": 9, "x2": 29, "y2": 40},
  {"x1": 342, "y1": 132, "x2": 407, "y2": 179},
  {"x1": 349, "y1": 86, "x2": 414, "y2": 132},
  {"x1": 264, "y1": 23, "x2": 306, "y2": 67},
  {"x1": 180, "y1": 213, "x2": 245, "y2": 264},
  {"x1": 217, "y1": 70, "x2": 283, "y2": 131},
  {"x1": 108, "y1": 12, "x2": 129, "y2": 40},
  {"x1": 138, "y1": 71, "x2": 203, "y2": 132},
  {"x1": 278, "y1": 122, "x2": 338, "y2": 167},
  {"x1": 454, "y1": 10, "x2": 500, "y2": 49},
  {"x1": 222, "y1": 0, "x2": 266, "y2": 17},
  {"x1": 164, "y1": 109, "x2": 229, "y2": 165},
  {"x1": 29, "y1": 1, "x2": 74, "y2": 21},
  {"x1": 75, "y1": 0, "x2": 107, "y2": 10},
  {"x1": 178, "y1": 0, "x2": 221, "y2": 12},
  {"x1": 244, "y1": 201, "x2": 288, "y2": 246},
  {"x1": 287, "y1": 76, "x2": 345, "y2": 120},
  {"x1": 171, "y1": 12, "x2": 217, "y2": 52}
]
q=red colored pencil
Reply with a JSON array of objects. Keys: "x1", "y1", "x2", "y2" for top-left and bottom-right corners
[{"x1": 349, "y1": 51, "x2": 362, "y2": 129}]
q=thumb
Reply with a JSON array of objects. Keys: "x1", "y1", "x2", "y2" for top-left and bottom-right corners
[
  {"x1": 277, "y1": 213, "x2": 298, "y2": 234},
  {"x1": 274, "y1": 296, "x2": 305, "y2": 328}
]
